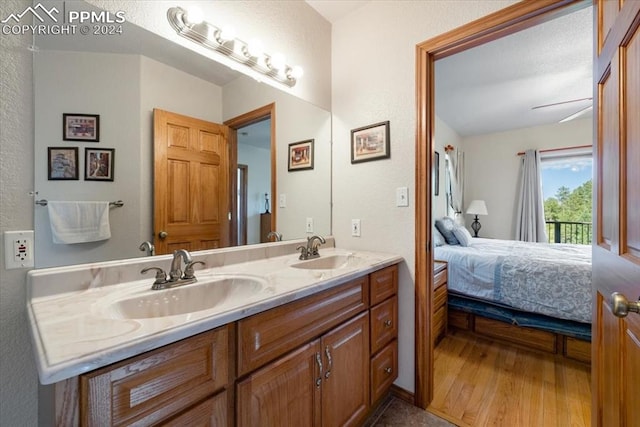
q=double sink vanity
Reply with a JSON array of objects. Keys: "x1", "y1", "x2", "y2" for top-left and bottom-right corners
[{"x1": 27, "y1": 237, "x2": 402, "y2": 425}]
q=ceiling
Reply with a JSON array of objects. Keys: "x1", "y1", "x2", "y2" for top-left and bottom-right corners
[{"x1": 307, "y1": 1, "x2": 593, "y2": 137}]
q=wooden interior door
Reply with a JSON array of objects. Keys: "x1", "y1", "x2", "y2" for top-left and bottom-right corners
[
  {"x1": 593, "y1": 1, "x2": 640, "y2": 426},
  {"x1": 154, "y1": 109, "x2": 230, "y2": 255}
]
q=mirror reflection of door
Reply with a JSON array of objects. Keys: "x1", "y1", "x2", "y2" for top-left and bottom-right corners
[{"x1": 153, "y1": 109, "x2": 230, "y2": 255}]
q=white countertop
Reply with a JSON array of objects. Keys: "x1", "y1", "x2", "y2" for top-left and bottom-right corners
[{"x1": 27, "y1": 244, "x2": 402, "y2": 384}]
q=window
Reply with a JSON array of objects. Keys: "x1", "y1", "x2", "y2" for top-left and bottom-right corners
[{"x1": 540, "y1": 150, "x2": 592, "y2": 244}]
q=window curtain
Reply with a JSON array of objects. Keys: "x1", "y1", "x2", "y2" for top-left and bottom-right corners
[
  {"x1": 515, "y1": 149, "x2": 547, "y2": 242},
  {"x1": 446, "y1": 147, "x2": 465, "y2": 225}
]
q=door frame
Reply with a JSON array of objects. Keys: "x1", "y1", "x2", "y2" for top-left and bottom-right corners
[
  {"x1": 225, "y1": 103, "x2": 276, "y2": 246},
  {"x1": 413, "y1": 0, "x2": 589, "y2": 408}
]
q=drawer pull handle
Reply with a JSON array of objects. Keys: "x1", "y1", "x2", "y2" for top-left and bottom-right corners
[
  {"x1": 384, "y1": 319, "x2": 392, "y2": 327},
  {"x1": 324, "y1": 346, "x2": 333, "y2": 379},
  {"x1": 384, "y1": 367, "x2": 393, "y2": 374},
  {"x1": 315, "y1": 352, "x2": 323, "y2": 387}
]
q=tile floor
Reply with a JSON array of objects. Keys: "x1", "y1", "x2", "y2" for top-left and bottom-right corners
[{"x1": 370, "y1": 397, "x2": 456, "y2": 427}]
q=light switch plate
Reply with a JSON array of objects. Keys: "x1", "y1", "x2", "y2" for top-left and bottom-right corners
[
  {"x1": 396, "y1": 187, "x2": 409, "y2": 207},
  {"x1": 4, "y1": 230, "x2": 34, "y2": 269},
  {"x1": 306, "y1": 217, "x2": 314, "y2": 233},
  {"x1": 279, "y1": 194, "x2": 286, "y2": 208},
  {"x1": 351, "y1": 219, "x2": 361, "y2": 237}
]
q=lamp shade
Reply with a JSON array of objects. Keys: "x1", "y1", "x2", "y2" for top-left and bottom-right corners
[{"x1": 466, "y1": 200, "x2": 488, "y2": 216}]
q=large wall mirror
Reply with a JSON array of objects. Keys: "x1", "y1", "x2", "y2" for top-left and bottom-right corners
[{"x1": 33, "y1": 2, "x2": 331, "y2": 268}]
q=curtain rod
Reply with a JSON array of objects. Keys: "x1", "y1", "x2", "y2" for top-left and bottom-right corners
[{"x1": 517, "y1": 144, "x2": 591, "y2": 156}]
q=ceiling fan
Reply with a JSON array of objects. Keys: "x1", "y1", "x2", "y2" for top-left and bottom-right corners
[{"x1": 531, "y1": 97, "x2": 593, "y2": 123}]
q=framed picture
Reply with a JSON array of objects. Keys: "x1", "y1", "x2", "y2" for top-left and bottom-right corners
[
  {"x1": 85, "y1": 148, "x2": 114, "y2": 181},
  {"x1": 434, "y1": 151, "x2": 440, "y2": 196},
  {"x1": 351, "y1": 121, "x2": 390, "y2": 164},
  {"x1": 48, "y1": 147, "x2": 79, "y2": 180},
  {"x1": 63, "y1": 113, "x2": 100, "y2": 142},
  {"x1": 288, "y1": 139, "x2": 314, "y2": 171}
]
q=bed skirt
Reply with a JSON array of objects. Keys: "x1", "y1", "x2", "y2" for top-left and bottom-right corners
[{"x1": 448, "y1": 293, "x2": 591, "y2": 341}]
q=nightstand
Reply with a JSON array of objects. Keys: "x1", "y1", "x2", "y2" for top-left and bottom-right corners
[{"x1": 433, "y1": 261, "x2": 448, "y2": 345}]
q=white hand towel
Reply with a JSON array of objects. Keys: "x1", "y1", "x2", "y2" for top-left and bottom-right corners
[{"x1": 47, "y1": 201, "x2": 111, "y2": 244}]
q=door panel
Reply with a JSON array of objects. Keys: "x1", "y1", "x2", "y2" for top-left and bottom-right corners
[
  {"x1": 154, "y1": 109, "x2": 230, "y2": 254},
  {"x1": 593, "y1": 2, "x2": 640, "y2": 426}
]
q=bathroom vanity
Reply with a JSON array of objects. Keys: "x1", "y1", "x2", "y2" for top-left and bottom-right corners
[{"x1": 27, "y1": 239, "x2": 401, "y2": 425}]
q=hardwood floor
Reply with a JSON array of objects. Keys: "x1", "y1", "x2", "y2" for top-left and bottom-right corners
[{"x1": 428, "y1": 331, "x2": 591, "y2": 427}]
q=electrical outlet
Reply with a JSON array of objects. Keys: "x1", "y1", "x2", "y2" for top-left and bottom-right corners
[
  {"x1": 279, "y1": 194, "x2": 286, "y2": 208},
  {"x1": 306, "y1": 217, "x2": 314, "y2": 233},
  {"x1": 4, "y1": 230, "x2": 34, "y2": 269},
  {"x1": 396, "y1": 187, "x2": 409, "y2": 207},
  {"x1": 351, "y1": 219, "x2": 361, "y2": 237}
]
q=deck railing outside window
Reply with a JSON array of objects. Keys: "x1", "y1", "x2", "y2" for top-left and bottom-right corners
[{"x1": 546, "y1": 221, "x2": 592, "y2": 245}]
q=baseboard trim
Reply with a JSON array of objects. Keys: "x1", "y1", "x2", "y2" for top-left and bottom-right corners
[{"x1": 390, "y1": 384, "x2": 414, "y2": 405}]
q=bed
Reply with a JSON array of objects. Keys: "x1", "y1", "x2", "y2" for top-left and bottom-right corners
[{"x1": 434, "y1": 237, "x2": 592, "y2": 361}]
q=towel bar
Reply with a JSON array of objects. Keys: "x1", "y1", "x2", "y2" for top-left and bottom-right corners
[{"x1": 35, "y1": 200, "x2": 124, "y2": 208}]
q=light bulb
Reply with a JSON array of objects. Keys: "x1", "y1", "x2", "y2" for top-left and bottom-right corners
[
  {"x1": 219, "y1": 25, "x2": 236, "y2": 42},
  {"x1": 269, "y1": 53, "x2": 286, "y2": 70},
  {"x1": 184, "y1": 6, "x2": 204, "y2": 26},
  {"x1": 247, "y1": 38, "x2": 264, "y2": 58},
  {"x1": 290, "y1": 66, "x2": 304, "y2": 79}
]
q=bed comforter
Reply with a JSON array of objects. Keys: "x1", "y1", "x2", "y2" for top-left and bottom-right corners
[{"x1": 434, "y1": 238, "x2": 592, "y2": 324}]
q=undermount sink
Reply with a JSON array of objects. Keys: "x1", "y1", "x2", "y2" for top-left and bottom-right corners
[
  {"x1": 291, "y1": 254, "x2": 362, "y2": 270},
  {"x1": 108, "y1": 275, "x2": 270, "y2": 319}
]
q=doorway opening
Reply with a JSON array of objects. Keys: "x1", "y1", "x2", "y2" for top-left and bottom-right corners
[
  {"x1": 414, "y1": 0, "x2": 590, "y2": 410},
  {"x1": 225, "y1": 103, "x2": 276, "y2": 247}
]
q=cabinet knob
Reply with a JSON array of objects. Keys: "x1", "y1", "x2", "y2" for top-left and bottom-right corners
[
  {"x1": 384, "y1": 367, "x2": 393, "y2": 374},
  {"x1": 384, "y1": 319, "x2": 392, "y2": 327}
]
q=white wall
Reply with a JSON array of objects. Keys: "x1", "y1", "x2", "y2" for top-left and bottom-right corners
[
  {"x1": 461, "y1": 117, "x2": 592, "y2": 239},
  {"x1": 0, "y1": 0, "x2": 38, "y2": 425},
  {"x1": 331, "y1": 0, "x2": 517, "y2": 393}
]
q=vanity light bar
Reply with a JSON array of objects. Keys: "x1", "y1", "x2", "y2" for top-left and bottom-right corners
[{"x1": 167, "y1": 6, "x2": 302, "y2": 87}]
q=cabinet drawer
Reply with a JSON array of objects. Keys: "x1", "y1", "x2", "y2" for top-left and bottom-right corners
[
  {"x1": 80, "y1": 327, "x2": 229, "y2": 427},
  {"x1": 434, "y1": 269, "x2": 447, "y2": 289},
  {"x1": 237, "y1": 278, "x2": 368, "y2": 376},
  {"x1": 433, "y1": 306, "x2": 446, "y2": 343},
  {"x1": 434, "y1": 282, "x2": 447, "y2": 311},
  {"x1": 564, "y1": 336, "x2": 591, "y2": 363},
  {"x1": 370, "y1": 296, "x2": 398, "y2": 354},
  {"x1": 370, "y1": 265, "x2": 398, "y2": 306},
  {"x1": 370, "y1": 340, "x2": 397, "y2": 404},
  {"x1": 161, "y1": 391, "x2": 228, "y2": 426}
]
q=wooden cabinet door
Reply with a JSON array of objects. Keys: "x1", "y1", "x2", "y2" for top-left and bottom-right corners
[
  {"x1": 593, "y1": 1, "x2": 640, "y2": 426},
  {"x1": 320, "y1": 312, "x2": 370, "y2": 427},
  {"x1": 236, "y1": 340, "x2": 321, "y2": 427}
]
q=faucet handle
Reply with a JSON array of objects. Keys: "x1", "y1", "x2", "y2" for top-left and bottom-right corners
[
  {"x1": 183, "y1": 261, "x2": 205, "y2": 279},
  {"x1": 141, "y1": 267, "x2": 168, "y2": 284},
  {"x1": 296, "y1": 245, "x2": 308, "y2": 260}
]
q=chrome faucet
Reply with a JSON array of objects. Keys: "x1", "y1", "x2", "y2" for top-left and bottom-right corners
[
  {"x1": 169, "y1": 249, "x2": 193, "y2": 281},
  {"x1": 141, "y1": 249, "x2": 205, "y2": 290},
  {"x1": 139, "y1": 241, "x2": 155, "y2": 256},
  {"x1": 296, "y1": 235, "x2": 326, "y2": 260},
  {"x1": 267, "y1": 231, "x2": 283, "y2": 242}
]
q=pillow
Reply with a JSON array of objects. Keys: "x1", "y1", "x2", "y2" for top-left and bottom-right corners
[
  {"x1": 435, "y1": 217, "x2": 459, "y2": 245},
  {"x1": 453, "y1": 225, "x2": 474, "y2": 247},
  {"x1": 433, "y1": 227, "x2": 446, "y2": 247}
]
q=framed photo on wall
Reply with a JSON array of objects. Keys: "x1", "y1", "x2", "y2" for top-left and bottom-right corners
[
  {"x1": 85, "y1": 148, "x2": 114, "y2": 181},
  {"x1": 351, "y1": 121, "x2": 390, "y2": 163},
  {"x1": 288, "y1": 139, "x2": 314, "y2": 171},
  {"x1": 63, "y1": 113, "x2": 100, "y2": 142},
  {"x1": 48, "y1": 147, "x2": 79, "y2": 180}
]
